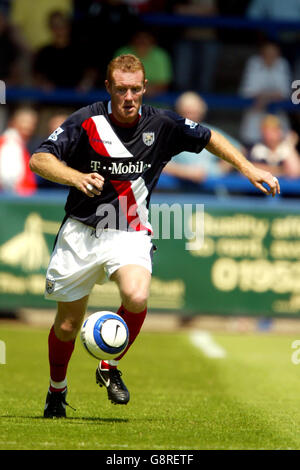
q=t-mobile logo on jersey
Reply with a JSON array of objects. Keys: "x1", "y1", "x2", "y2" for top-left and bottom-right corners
[{"x1": 90, "y1": 160, "x2": 151, "y2": 175}]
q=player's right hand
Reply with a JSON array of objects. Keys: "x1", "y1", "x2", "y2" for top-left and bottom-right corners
[
  {"x1": 75, "y1": 172, "x2": 104, "y2": 198},
  {"x1": 245, "y1": 167, "x2": 280, "y2": 197}
]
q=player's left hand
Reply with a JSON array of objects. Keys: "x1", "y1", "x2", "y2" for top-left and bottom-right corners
[{"x1": 246, "y1": 167, "x2": 280, "y2": 197}]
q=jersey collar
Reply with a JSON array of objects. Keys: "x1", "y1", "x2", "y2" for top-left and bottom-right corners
[{"x1": 107, "y1": 100, "x2": 142, "y2": 128}]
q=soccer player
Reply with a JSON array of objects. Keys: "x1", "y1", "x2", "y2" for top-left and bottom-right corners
[{"x1": 30, "y1": 54, "x2": 280, "y2": 418}]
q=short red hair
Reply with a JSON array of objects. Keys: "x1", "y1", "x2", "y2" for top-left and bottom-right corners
[{"x1": 106, "y1": 54, "x2": 145, "y2": 83}]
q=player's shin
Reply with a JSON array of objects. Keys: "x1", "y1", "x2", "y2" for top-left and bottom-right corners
[
  {"x1": 115, "y1": 304, "x2": 147, "y2": 360},
  {"x1": 98, "y1": 304, "x2": 147, "y2": 370},
  {"x1": 48, "y1": 325, "x2": 75, "y2": 392}
]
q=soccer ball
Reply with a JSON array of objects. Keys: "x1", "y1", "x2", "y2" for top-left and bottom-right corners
[{"x1": 80, "y1": 311, "x2": 129, "y2": 360}]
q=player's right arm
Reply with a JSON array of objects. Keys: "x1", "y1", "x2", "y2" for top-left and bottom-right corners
[
  {"x1": 30, "y1": 152, "x2": 104, "y2": 198},
  {"x1": 30, "y1": 105, "x2": 104, "y2": 197}
]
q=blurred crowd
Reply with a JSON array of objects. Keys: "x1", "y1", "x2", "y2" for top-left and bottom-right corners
[{"x1": 0, "y1": 0, "x2": 300, "y2": 195}]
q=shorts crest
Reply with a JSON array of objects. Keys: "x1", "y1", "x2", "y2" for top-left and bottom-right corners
[{"x1": 46, "y1": 278, "x2": 56, "y2": 294}]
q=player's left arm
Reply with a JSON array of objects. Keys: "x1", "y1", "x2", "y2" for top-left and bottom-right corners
[{"x1": 206, "y1": 129, "x2": 280, "y2": 197}]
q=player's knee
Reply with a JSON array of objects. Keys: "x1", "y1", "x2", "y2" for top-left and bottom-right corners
[
  {"x1": 122, "y1": 288, "x2": 148, "y2": 313},
  {"x1": 55, "y1": 318, "x2": 82, "y2": 341}
]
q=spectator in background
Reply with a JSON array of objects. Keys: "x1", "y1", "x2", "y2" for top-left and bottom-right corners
[
  {"x1": 114, "y1": 30, "x2": 173, "y2": 96},
  {"x1": 246, "y1": 0, "x2": 300, "y2": 40},
  {"x1": 239, "y1": 41, "x2": 292, "y2": 147},
  {"x1": 0, "y1": 0, "x2": 11, "y2": 16},
  {"x1": 33, "y1": 11, "x2": 97, "y2": 91},
  {"x1": 216, "y1": 0, "x2": 250, "y2": 17},
  {"x1": 0, "y1": 9, "x2": 25, "y2": 85},
  {"x1": 11, "y1": 0, "x2": 72, "y2": 52},
  {"x1": 247, "y1": 0, "x2": 300, "y2": 19},
  {"x1": 73, "y1": 0, "x2": 140, "y2": 87},
  {"x1": 172, "y1": 0, "x2": 220, "y2": 93},
  {"x1": 123, "y1": 0, "x2": 170, "y2": 12},
  {"x1": 246, "y1": 0, "x2": 300, "y2": 79},
  {"x1": 0, "y1": 107, "x2": 38, "y2": 195},
  {"x1": 122, "y1": 0, "x2": 152, "y2": 12},
  {"x1": 249, "y1": 114, "x2": 300, "y2": 179},
  {"x1": 247, "y1": 0, "x2": 300, "y2": 21},
  {"x1": 163, "y1": 91, "x2": 241, "y2": 183}
]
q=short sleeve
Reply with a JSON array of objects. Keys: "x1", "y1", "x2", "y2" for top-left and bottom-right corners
[
  {"x1": 163, "y1": 110, "x2": 211, "y2": 156},
  {"x1": 33, "y1": 107, "x2": 86, "y2": 163}
]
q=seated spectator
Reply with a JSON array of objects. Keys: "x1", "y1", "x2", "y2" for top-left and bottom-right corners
[
  {"x1": 0, "y1": 1, "x2": 11, "y2": 17},
  {"x1": 123, "y1": 0, "x2": 171, "y2": 12},
  {"x1": 0, "y1": 9, "x2": 24, "y2": 85},
  {"x1": 123, "y1": 0, "x2": 156, "y2": 12},
  {"x1": 11, "y1": 0, "x2": 72, "y2": 52},
  {"x1": 163, "y1": 91, "x2": 242, "y2": 183},
  {"x1": 73, "y1": 0, "x2": 140, "y2": 86},
  {"x1": 246, "y1": 0, "x2": 300, "y2": 79},
  {"x1": 249, "y1": 114, "x2": 300, "y2": 179},
  {"x1": 0, "y1": 107, "x2": 38, "y2": 195},
  {"x1": 33, "y1": 11, "x2": 97, "y2": 91},
  {"x1": 247, "y1": 0, "x2": 300, "y2": 20},
  {"x1": 239, "y1": 41, "x2": 292, "y2": 146},
  {"x1": 115, "y1": 30, "x2": 173, "y2": 96},
  {"x1": 172, "y1": 0, "x2": 220, "y2": 93}
]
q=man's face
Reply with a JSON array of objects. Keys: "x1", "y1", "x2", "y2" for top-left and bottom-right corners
[{"x1": 105, "y1": 69, "x2": 147, "y2": 123}]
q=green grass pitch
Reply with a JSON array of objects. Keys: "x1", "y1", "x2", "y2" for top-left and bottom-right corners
[{"x1": 1, "y1": 323, "x2": 300, "y2": 450}]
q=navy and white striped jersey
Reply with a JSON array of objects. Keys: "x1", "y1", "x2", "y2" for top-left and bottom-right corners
[{"x1": 35, "y1": 100, "x2": 211, "y2": 232}]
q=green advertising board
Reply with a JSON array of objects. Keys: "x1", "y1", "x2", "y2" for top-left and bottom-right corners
[{"x1": 0, "y1": 192, "x2": 300, "y2": 317}]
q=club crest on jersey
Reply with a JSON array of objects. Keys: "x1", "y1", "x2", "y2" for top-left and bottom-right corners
[
  {"x1": 142, "y1": 132, "x2": 155, "y2": 146},
  {"x1": 46, "y1": 278, "x2": 55, "y2": 294}
]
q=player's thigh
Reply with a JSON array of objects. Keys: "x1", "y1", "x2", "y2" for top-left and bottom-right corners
[
  {"x1": 54, "y1": 295, "x2": 89, "y2": 339},
  {"x1": 111, "y1": 265, "x2": 151, "y2": 311}
]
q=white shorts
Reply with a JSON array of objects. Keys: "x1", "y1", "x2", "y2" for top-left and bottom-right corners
[{"x1": 45, "y1": 217, "x2": 154, "y2": 302}]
